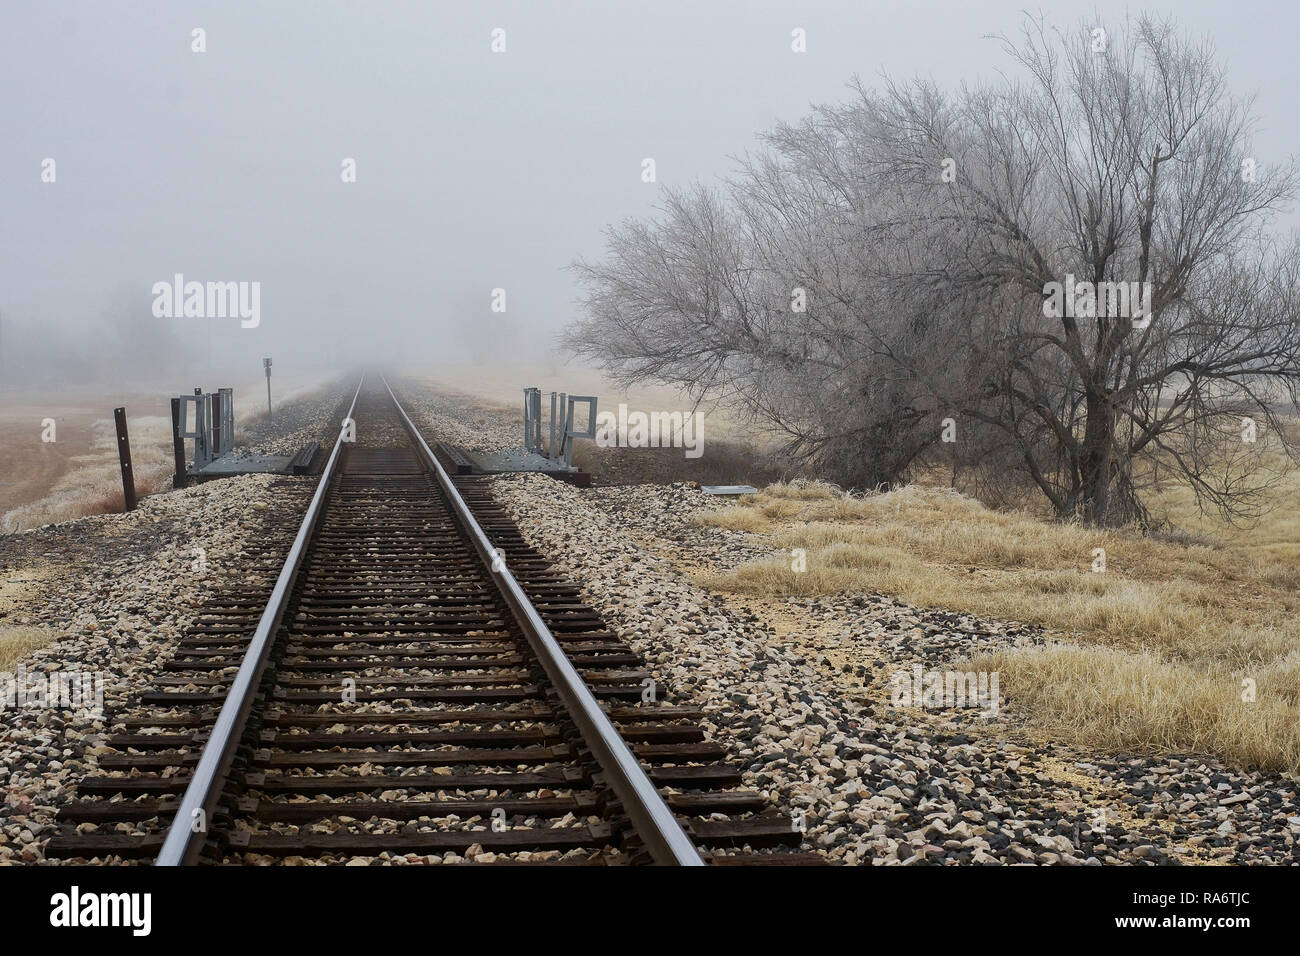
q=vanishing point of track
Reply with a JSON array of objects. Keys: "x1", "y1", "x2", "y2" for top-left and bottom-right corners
[{"x1": 47, "y1": 375, "x2": 812, "y2": 865}]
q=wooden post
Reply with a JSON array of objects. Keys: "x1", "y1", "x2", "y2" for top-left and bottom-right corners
[
  {"x1": 170, "y1": 397, "x2": 188, "y2": 489},
  {"x1": 113, "y1": 406, "x2": 137, "y2": 511}
]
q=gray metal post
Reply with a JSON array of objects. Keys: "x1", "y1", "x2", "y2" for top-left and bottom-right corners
[
  {"x1": 263, "y1": 357, "x2": 273, "y2": 421},
  {"x1": 219, "y1": 387, "x2": 233, "y2": 453},
  {"x1": 531, "y1": 389, "x2": 541, "y2": 451},
  {"x1": 524, "y1": 387, "x2": 543, "y2": 454},
  {"x1": 535, "y1": 390, "x2": 543, "y2": 450},
  {"x1": 548, "y1": 391, "x2": 557, "y2": 461},
  {"x1": 556, "y1": 392, "x2": 566, "y2": 464},
  {"x1": 210, "y1": 390, "x2": 223, "y2": 457},
  {"x1": 563, "y1": 398, "x2": 576, "y2": 469},
  {"x1": 195, "y1": 393, "x2": 212, "y2": 469}
]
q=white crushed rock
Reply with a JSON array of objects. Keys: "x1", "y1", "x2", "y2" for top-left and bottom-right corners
[
  {"x1": 9, "y1": 377, "x2": 1296, "y2": 866},
  {"x1": 0, "y1": 379, "x2": 351, "y2": 864},
  {"x1": 482, "y1": 475, "x2": 1300, "y2": 865},
  {"x1": 394, "y1": 379, "x2": 1299, "y2": 865}
]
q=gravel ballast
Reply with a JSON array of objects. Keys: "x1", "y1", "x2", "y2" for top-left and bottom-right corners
[
  {"x1": 397, "y1": 378, "x2": 1299, "y2": 866},
  {"x1": 4, "y1": 376, "x2": 1296, "y2": 866},
  {"x1": 0, "y1": 384, "x2": 351, "y2": 864},
  {"x1": 483, "y1": 477, "x2": 1300, "y2": 865}
]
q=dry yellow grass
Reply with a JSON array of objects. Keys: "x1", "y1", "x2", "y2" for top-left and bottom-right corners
[
  {"x1": 1, "y1": 415, "x2": 176, "y2": 532},
  {"x1": 0, "y1": 626, "x2": 59, "y2": 672},
  {"x1": 0, "y1": 372, "x2": 331, "y2": 533},
  {"x1": 0, "y1": 567, "x2": 60, "y2": 670},
  {"x1": 697, "y1": 476, "x2": 1300, "y2": 772},
  {"x1": 970, "y1": 645, "x2": 1300, "y2": 773},
  {"x1": 698, "y1": 506, "x2": 772, "y2": 533}
]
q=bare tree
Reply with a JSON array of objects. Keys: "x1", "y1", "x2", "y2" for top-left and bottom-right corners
[{"x1": 568, "y1": 13, "x2": 1300, "y2": 525}]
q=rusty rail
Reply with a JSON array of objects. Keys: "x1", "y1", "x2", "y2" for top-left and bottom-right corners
[
  {"x1": 380, "y1": 374, "x2": 703, "y2": 866},
  {"x1": 154, "y1": 375, "x2": 366, "y2": 866}
]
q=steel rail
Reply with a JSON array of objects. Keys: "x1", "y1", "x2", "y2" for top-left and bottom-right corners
[
  {"x1": 155, "y1": 374, "x2": 367, "y2": 866},
  {"x1": 380, "y1": 374, "x2": 704, "y2": 866}
]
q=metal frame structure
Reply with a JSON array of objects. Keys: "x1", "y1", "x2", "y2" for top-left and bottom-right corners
[
  {"x1": 523, "y1": 387, "x2": 543, "y2": 452},
  {"x1": 176, "y1": 388, "x2": 235, "y2": 471},
  {"x1": 558, "y1": 394, "x2": 597, "y2": 469},
  {"x1": 177, "y1": 393, "x2": 212, "y2": 470},
  {"x1": 216, "y1": 387, "x2": 234, "y2": 456},
  {"x1": 522, "y1": 387, "x2": 597, "y2": 471}
]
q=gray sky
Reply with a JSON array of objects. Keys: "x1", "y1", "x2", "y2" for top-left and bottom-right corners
[{"x1": 1, "y1": 0, "x2": 1296, "y2": 381}]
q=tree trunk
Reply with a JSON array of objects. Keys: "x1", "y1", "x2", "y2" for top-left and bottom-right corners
[{"x1": 1079, "y1": 388, "x2": 1115, "y2": 524}]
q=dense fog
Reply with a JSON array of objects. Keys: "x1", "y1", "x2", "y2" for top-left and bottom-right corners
[{"x1": 1, "y1": 0, "x2": 1296, "y2": 386}]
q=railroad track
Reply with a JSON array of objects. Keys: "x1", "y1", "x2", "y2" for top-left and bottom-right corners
[{"x1": 48, "y1": 375, "x2": 812, "y2": 865}]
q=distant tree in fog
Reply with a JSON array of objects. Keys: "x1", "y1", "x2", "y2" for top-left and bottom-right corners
[
  {"x1": 567, "y1": 13, "x2": 1300, "y2": 526},
  {"x1": 0, "y1": 289, "x2": 191, "y2": 389}
]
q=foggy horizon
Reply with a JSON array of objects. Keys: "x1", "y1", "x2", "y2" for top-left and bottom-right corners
[{"x1": 3, "y1": 1, "x2": 1298, "y2": 385}]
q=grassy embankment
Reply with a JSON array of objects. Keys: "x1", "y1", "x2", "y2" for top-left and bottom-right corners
[{"x1": 695, "y1": 448, "x2": 1300, "y2": 773}]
